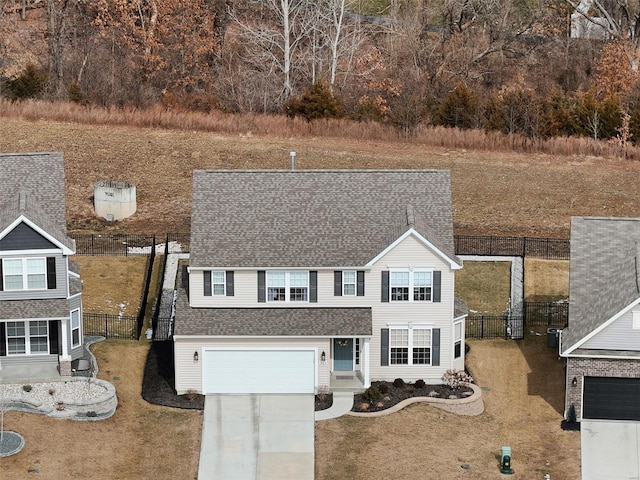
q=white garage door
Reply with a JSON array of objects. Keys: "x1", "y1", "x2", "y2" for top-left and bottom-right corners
[{"x1": 202, "y1": 349, "x2": 316, "y2": 394}]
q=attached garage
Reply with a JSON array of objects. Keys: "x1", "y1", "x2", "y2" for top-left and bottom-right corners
[
  {"x1": 583, "y1": 377, "x2": 640, "y2": 421},
  {"x1": 202, "y1": 349, "x2": 316, "y2": 394}
]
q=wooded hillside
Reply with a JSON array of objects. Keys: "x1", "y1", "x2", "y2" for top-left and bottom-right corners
[{"x1": 2, "y1": 0, "x2": 640, "y2": 144}]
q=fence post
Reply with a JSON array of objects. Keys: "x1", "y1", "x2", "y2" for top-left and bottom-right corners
[{"x1": 481, "y1": 317, "x2": 485, "y2": 339}]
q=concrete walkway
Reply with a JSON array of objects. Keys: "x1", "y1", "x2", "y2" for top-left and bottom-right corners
[
  {"x1": 198, "y1": 394, "x2": 315, "y2": 480},
  {"x1": 314, "y1": 392, "x2": 354, "y2": 421}
]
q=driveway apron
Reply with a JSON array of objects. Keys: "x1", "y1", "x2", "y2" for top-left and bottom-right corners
[
  {"x1": 581, "y1": 420, "x2": 640, "y2": 480},
  {"x1": 198, "y1": 394, "x2": 315, "y2": 480}
]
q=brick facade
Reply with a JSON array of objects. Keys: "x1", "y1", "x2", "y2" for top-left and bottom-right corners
[{"x1": 565, "y1": 357, "x2": 640, "y2": 420}]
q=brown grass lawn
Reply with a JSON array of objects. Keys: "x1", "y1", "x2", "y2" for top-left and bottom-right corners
[
  {"x1": 74, "y1": 256, "x2": 148, "y2": 315},
  {"x1": 1, "y1": 340, "x2": 203, "y2": 480},
  {"x1": 456, "y1": 261, "x2": 512, "y2": 314},
  {"x1": 524, "y1": 259, "x2": 570, "y2": 302},
  {"x1": 315, "y1": 333, "x2": 580, "y2": 480},
  {"x1": 2, "y1": 118, "x2": 640, "y2": 237}
]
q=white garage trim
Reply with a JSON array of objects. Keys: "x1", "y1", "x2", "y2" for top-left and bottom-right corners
[{"x1": 202, "y1": 347, "x2": 317, "y2": 394}]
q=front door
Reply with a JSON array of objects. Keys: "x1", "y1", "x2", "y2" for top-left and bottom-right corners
[{"x1": 333, "y1": 338, "x2": 353, "y2": 371}]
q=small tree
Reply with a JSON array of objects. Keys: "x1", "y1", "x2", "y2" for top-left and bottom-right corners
[{"x1": 284, "y1": 82, "x2": 343, "y2": 121}]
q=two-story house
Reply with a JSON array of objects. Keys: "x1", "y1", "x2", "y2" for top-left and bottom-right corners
[
  {"x1": 173, "y1": 169, "x2": 467, "y2": 395},
  {"x1": 561, "y1": 217, "x2": 640, "y2": 422},
  {"x1": 0, "y1": 152, "x2": 83, "y2": 379}
]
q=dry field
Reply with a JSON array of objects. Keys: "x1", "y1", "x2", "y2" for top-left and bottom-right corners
[
  {"x1": 0, "y1": 340, "x2": 203, "y2": 480},
  {"x1": 74, "y1": 256, "x2": 148, "y2": 315},
  {"x1": 316, "y1": 333, "x2": 581, "y2": 480},
  {"x1": 1, "y1": 117, "x2": 640, "y2": 237}
]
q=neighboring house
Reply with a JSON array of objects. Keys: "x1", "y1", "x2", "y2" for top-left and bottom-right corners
[
  {"x1": 561, "y1": 217, "x2": 640, "y2": 421},
  {"x1": 173, "y1": 169, "x2": 467, "y2": 395},
  {"x1": 0, "y1": 152, "x2": 83, "y2": 378}
]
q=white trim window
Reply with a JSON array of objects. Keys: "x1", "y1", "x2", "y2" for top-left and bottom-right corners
[
  {"x1": 6, "y1": 320, "x2": 49, "y2": 355},
  {"x1": 212, "y1": 271, "x2": 225, "y2": 296},
  {"x1": 71, "y1": 309, "x2": 82, "y2": 347},
  {"x1": 267, "y1": 271, "x2": 308, "y2": 302},
  {"x1": 390, "y1": 328, "x2": 431, "y2": 365},
  {"x1": 4, "y1": 257, "x2": 46, "y2": 290},
  {"x1": 390, "y1": 269, "x2": 432, "y2": 302},
  {"x1": 343, "y1": 271, "x2": 356, "y2": 296},
  {"x1": 454, "y1": 321, "x2": 463, "y2": 359}
]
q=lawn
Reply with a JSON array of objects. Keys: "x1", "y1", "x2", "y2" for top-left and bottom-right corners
[
  {"x1": 455, "y1": 261, "x2": 512, "y2": 314},
  {"x1": 315, "y1": 333, "x2": 581, "y2": 479},
  {"x1": 74, "y1": 256, "x2": 148, "y2": 315},
  {"x1": 525, "y1": 259, "x2": 570, "y2": 302},
  {"x1": 1, "y1": 340, "x2": 203, "y2": 480}
]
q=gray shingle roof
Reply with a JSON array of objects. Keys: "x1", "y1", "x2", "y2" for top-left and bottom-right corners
[
  {"x1": 0, "y1": 298, "x2": 72, "y2": 320},
  {"x1": 174, "y1": 266, "x2": 372, "y2": 336},
  {"x1": 190, "y1": 170, "x2": 459, "y2": 268},
  {"x1": 0, "y1": 152, "x2": 74, "y2": 250},
  {"x1": 561, "y1": 217, "x2": 640, "y2": 353}
]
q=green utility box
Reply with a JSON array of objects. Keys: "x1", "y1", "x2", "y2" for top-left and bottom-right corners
[{"x1": 500, "y1": 446, "x2": 513, "y2": 475}]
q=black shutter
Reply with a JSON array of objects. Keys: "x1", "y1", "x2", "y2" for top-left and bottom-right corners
[
  {"x1": 0, "y1": 323, "x2": 5, "y2": 356},
  {"x1": 357, "y1": 271, "x2": 365, "y2": 296},
  {"x1": 334, "y1": 271, "x2": 342, "y2": 296},
  {"x1": 433, "y1": 271, "x2": 441, "y2": 302},
  {"x1": 0, "y1": 261, "x2": 3, "y2": 291},
  {"x1": 226, "y1": 271, "x2": 234, "y2": 296},
  {"x1": 432, "y1": 328, "x2": 440, "y2": 366},
  {"x1": 203, "y1": 271, "x2": 212, "y2": 296},
  {"x1": 381, "y1": 271, "x2": 389, "y2": 302},
  {"x1": 381, "y1": 328, "x2": 389, "y2": 366},
  {"x1": 49, "y1": 320, "x2": 59, "y2": 355},
  {"x1": 258, "y1": 271, "x2": 266, "y2": 302},
  {"x1": 47, "y1": 257, "x2": 56, "y2": 289},
  {"x1": 309, "y1": 271, "x2": 317, "y2": 303}
]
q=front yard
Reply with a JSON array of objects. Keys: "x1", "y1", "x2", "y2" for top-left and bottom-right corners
[{"x1": 315, "y1": 332, "x2": 580, "y2": 479}]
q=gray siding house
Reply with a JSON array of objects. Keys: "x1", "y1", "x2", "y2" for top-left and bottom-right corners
[
  {"x1": 173, "y1": 169, "x2": 467, "y2": 395},
  {"x1": 0, "y1": 152, "x2": 83, "y2": 379},
  {"x1": 561, "y1": 217, "x2": 640, "y2": 421}
]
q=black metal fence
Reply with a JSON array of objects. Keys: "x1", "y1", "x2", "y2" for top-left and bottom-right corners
[
  {"x1": 454, "y1": 235, "x2": 569, "y2": 260},
  {"x1": 72, "y1": 233, "x2": 156, "y2": 256},
  {"x1": 83, "y1": 313, "x2": 138, "y2": 339},
  {"x1": 466, "y1": 301, "x2": 568, "y2": 339}
]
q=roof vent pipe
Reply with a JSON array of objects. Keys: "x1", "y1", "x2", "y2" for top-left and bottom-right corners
[{"x1": 290, "y1": 151, "x2": 296, "y2": 171}]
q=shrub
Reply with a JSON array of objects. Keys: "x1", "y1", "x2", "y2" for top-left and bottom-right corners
[
  {"x1": 317, "y1": 385, "x2": 330, "y2": 401},
  {"x1": 392, "y1": 378, "x2": 405, "y2": 388},
  {"x1": 48, "y1": 388, "x2": 56, "y2": 396},
  {"x1": 284, "y1": 82, "x2": 344, "y2": 121},
  {"x1": 363, "y1": 386, "x2": 381, "y2": 402},
  {"x1": 377, "y1": 383, "x2": 389, "y2": 394},
  {"x1": 404, "y1": 386, "x2": 415, "y2": 395},
  {"x1": 2, "y1": 64, "x2": 48, "y2": 100},
  {"x1": 55, "y1": 401, "x2": 65, "y2": 411},
  {"x1": 442, "y1": 369, "x2": 473, "y2": 389},
  {"x1": 86, "y1": 411, "x2": 98, "y2": 418},
  {"x1": 22, "y1": 384, "x2": 32, "y2": 392},
  {"x1": 184, "y1": 389, "x2": 200, "y2": 401},
  {"x1": 567, "y1": 404, "x2": 577, "y2": 423},
  {"x1": 414, "y1": 379, "x2": 426, "y2": 389}
]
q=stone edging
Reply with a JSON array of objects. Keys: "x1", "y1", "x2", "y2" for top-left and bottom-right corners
[
  {"x1": 2, "y1": 378, "x2": 117, "y2": 421},
  {"x1": 346, "y1": 383, "x2": 484, "y2": 417}
]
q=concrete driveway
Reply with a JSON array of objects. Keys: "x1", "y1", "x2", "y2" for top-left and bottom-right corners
[
  {"x1": 197, "y1": 394, "x2": 315, "y2": 480},
  {"x1": 581, "y1": 420, "x2": 640, "y2": 480}
]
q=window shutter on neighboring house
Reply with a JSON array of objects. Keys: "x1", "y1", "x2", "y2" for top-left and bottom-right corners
[
  {"x1": 432, "y1": 328, "x2": 441, "y2": 366},
  {"x1": 334, "y1": 271, "x2": 342, "y2": 296},
  {"x1": 258, "y1": 271, "x2": 266, "y2": 302},
  {"x1": 0, "y1": 323, "x2": 5, "y2": 356},
  {"x1": 226, "y1": 271, "x2": 234, "y2": 296},
  {"x1": 47, "y1": 257, "x2": 56, "y2": 289},
  {"x1": 0, "y1": 261, "x2": 3, "y2": 291},
  {"x1": 381, "y1": 271, "x2": 389, "y2": 302},
  {"x1": 357, "y1": 271, "x2": 365, "y2": 296},
  {"x1": 49, "y1": 320, "x2": 59, "y2": 355},
  {"x1": 381, "y1": 328, "x2": 389, "y2": 366},
  {"x1": 203, "y1": 271, "x2": 212, "y2": 296},
  {"x1": 433, "y1": 271, "x2": 441, "y2": 302},
  {"x1": 310, "y1": 271, "x2": 318, "y2": 303}
]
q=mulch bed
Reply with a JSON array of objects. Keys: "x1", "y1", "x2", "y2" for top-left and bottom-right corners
[
  {"x1": 315, "y1": 381, "x2": 474, "y2": 413},
  {"x1": 141, "y1": 341, "x2": 204, "y2": 410}
]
